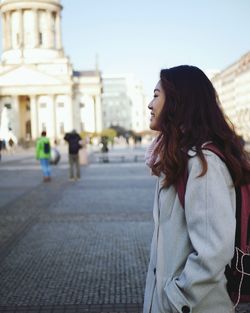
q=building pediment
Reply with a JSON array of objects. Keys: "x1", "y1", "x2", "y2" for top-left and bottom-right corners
[{"x1": 0, "y1": 65, "x2": 70, "y2": 87}]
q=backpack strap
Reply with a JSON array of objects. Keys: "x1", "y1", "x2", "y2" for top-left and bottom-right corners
[
  {"x1": 177, "y1": 143, "x2": 241, "y2": 248},
  {"x1": 176, "y1": 143, "x2": 226, "y2": 209},
  {"x1": 202, "y1": 143, "x2": 226, "y2": 162},
  {"x1": 177, "y1": 145, "x2": 250, "y2": 304},
  {"x1": 240, "y1": 184, "x2": 250, "y2": 251}
]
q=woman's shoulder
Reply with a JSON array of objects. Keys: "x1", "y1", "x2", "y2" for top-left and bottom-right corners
[
  {"x1": 188, "y1": 147, "x2": 220, "y2": 155},
  {"x1": 187, "y1": 146, "x2": 225, "y2": 164},
  {"x1": 187, "y1": 147, "x2": 229, "y2": 171},
  {"x1": 187, "y1": 147, "x2": 232, "y2": 183}
]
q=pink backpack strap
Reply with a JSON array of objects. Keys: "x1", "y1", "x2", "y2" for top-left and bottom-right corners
[
  {"x1": 202, "y1": 143, "x2": 226, "y2": 162},
  {"x1": 241, "y1": 184, "x2": 250, "y2": 251}
]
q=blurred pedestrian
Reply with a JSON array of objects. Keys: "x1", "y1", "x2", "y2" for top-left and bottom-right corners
[
  {"x1": 8, "y1": 137, "x2": 15, "y2": 154},
  {"x1": 0, "y1": 139, "x2": 3, "y2": 161},
  {"x1": 36, "y1": 130, "x2": 51, "y2": 182},
  {"x1": 100, "y1": 136, "x2": 109, "y2": 163},
  {"x1": 64, "y1": 130, "x2": 82, "y2": 181},
  {"x1": 50, "y1": 140, "x2": 61, "y2": 165},
  {"x1": 143, "y1": 65, "x2": 250, "y2": 313},
  {"x1": 2, "y1": 139, "x2": 6, "y2": 151}
]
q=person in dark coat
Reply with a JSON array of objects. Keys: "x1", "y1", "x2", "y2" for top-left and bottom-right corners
[
  {"x1": 0, "y1": 139, "x2": 3, "y2": 161},
  {"x1": 64, "y1": 130, "x2": 82, "y2": 181}
]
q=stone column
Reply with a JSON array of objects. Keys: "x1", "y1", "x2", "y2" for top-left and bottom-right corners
[
  {"x1": 12, "y1": 96, "x2": 20, "y2": 139},
  {"x1": 52, "y1": 95, "x2": 57, "y2": 139},
  {"x1": 46, "y1": 10, "x2": 53, "y2": 48},
  {"x1": 6, "y1": 11, "x2": 11, "y2": 49},
  {"x1": 55, "y1": 11, "x2": 62, "y2": 49},
  {"x1": 30, "y1": 95, "x2": 39, "y2": 139},
  {"x1": 18, "y1": 9, "x2": 24, "y2": 49},
  {"x1": 46, "y1": 95, "x2": 56, "y2": 139},
  {"x1": 33, "y1": 9, "x2": 39, "y2": 47},
  {"x1": 94, "y1": 95, "x2": 102, "y2": 132},
  {"x1": 1, "y1": 13, "x2": 6, "y2": 50},
  {"x1": 66, "y1": 94, "x2": 73, "y2": 132},
  {"x1": 10, "y1": 11, "x2": 14, "y2": 49}
]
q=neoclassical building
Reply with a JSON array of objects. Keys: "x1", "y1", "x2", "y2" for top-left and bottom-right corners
[
  {"x1": 212, "y1": 51, "x2": 250, "y2": 142},
  {"x1": 0, "y1": 0, "x2": 102, "y2": 143}
]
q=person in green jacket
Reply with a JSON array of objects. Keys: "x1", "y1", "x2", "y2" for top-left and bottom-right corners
[{"x1": 36, "y1": 131, "x2": 51, "y2": 182}]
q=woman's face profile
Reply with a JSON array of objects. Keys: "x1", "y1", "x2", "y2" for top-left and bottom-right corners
[{"x1": 148, "y1": 80, "x2": 165, "y2": 131}]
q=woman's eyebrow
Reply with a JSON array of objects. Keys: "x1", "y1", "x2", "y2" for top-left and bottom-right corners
[{"x1": 154, "y1": 88, "x2": 160, "y2": 93}]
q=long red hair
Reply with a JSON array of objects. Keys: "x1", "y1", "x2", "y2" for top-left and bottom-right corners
[{"x1": 151, "y1": 65, "x2": 250, "y2": 188}]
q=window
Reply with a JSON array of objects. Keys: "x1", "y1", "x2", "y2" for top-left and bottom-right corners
[
  {"x1": 39, "y1": 32, "x2": 43, "y2": 45},
  {"x1": 58, "y1": 102, "x2": 64, "y2": 108},
  {"x1": 52, "y1": 12, "x2": 56, "y2": 48},
  {"x1": 4, "y1": 103, "x2": 11, "y2": 109},
  {"x1": 79, "y1": 103, "x2": 85, "y2": 108},
  {"x1": 40, "y1": 102, "x2": 46, "y2": 108},
  {"x1": 42, "y1": 123, "x2": 46, "y2": 131},
  {"x1": 80, "y1": 122, "x2": 85, "y2": 132}
]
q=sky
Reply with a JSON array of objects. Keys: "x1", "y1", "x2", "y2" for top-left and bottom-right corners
[
  {"x1": 60, "y1": 0, "x2": 250, "y2": 96},
  {"x1": 1, "y1": 0, "x2": 250, "y2": 97}
]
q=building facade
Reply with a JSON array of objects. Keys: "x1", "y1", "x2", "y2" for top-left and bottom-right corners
[
  {"x1": 73, "y1": 70, "x2": 102, "y2": 134},
  {"x1": 212, "y1": 51, "x2": 250, "y2": 142},
  {"x1": 102, "y1": 74, "x2": 147, "y2": 133},
  {"x1": 0, "y1": 0, "x2": 102, "y2": 143}
]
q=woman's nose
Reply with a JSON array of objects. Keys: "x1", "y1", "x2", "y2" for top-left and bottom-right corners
[{"x1": 148, "y1": 101, "x2": 153, "y2": 109}]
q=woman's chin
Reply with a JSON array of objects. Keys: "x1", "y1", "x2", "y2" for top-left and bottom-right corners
[{"x1": 149, "y1": 123, "x2": 158, "y2": 131}]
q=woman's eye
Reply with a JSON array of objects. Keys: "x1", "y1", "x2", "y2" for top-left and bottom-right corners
[{"x1": 153, "y1": 94, "x2": 158, "y2": 98}]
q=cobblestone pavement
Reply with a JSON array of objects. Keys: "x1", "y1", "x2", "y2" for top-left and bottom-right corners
[
  {"x1": 0, "y1": 148, "x2": 155, "y2": 313},
  {"x1": 0, "y1": 147, "x2": 249, "y2": 313}
]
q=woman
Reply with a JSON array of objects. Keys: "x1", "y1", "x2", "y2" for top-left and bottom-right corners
[{"x1": 144, "y1": 65, "x2": 250, "y2": 313}]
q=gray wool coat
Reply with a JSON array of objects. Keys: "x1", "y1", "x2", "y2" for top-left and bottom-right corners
[{"x1": 143, "y1": 149, "x2": 236, "y2": 313}]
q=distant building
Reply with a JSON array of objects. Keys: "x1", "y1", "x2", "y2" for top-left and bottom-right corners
[
  {"x1": 102, "y1": 74, "x2": 147, "y2": 133},
  {"x1": 73, "y1": 70, "x2": 102, "y2": 134},
  {"x1": 212, "y1": 52, "x2": 250, "y2": 141},
  {"x1": 205, "y1": 69, "x2": 220, "y2": 80},
  {"x1": 0, "y1": 0, "x2": 102, "y2": 143}
]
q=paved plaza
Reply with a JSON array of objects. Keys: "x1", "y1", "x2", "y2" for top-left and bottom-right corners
[
  {"x1": 0, "y1": 146, "x2": 249, "y2": 313},
  {"x1": 0, "y1": 146, "x2": 155, "y2": 313}
]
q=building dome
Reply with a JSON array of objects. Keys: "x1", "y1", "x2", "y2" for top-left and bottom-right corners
[
  {"x1": 0, "y1": 0, "x2": 63, "y2": 64},
  {"x1": 1, "y1": 0, "x2": 61, "y2": 4},
  {"x1": 0, "y1": 0, "x2": 62, "y2": 11}
]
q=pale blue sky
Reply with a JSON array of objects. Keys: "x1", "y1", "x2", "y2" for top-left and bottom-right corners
[
  {"x1": 1, "y1": 0, "x2": 250, "y2": 96},
  {"x1": 61, "y1": 0, "x2": 250, "y2": 96}
]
